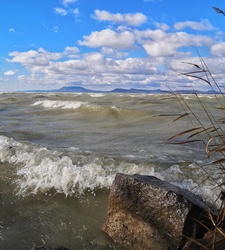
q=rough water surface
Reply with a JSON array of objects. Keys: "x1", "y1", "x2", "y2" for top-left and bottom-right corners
[{"x1": 0, "y1": 92, "x2": 223, "y2": 249}]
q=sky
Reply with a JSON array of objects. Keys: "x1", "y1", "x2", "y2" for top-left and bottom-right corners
[{"x1": 1, "y1": 0, "x2": 225, "y2": 92}]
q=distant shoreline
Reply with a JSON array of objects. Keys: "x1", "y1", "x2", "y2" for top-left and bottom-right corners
[{"x1": 23, "y1": 85, "x2": 220, "y2": 95}]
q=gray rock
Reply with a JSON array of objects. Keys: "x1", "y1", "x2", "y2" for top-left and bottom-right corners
[{"x1": 102, "y1": 173, "x2": 216, "y2": 250}]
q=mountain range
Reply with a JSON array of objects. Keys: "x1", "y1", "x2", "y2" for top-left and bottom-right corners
[{"x1": 26, "y1": 86, "x2": 219, "y2": 94}]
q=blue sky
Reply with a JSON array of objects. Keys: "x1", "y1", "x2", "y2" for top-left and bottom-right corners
[{"x1": 0, "y1": 0, "x2": 225, "y2": 92}]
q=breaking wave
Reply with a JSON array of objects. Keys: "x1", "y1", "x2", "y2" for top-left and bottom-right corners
[
  {"x1": 32, "y1": 100, "x2": 88, "y2": 110},
  {"x1": 0, "y1": 135, "x2": 155, "y2": 197},
  {"x1": 0, "y1": 135, "x2": 220, "y2": 204}
]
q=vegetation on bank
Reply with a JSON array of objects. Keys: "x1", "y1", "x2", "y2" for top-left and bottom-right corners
[{"x1": 168, "y1": 49, "x2": 225, "y2": 248}]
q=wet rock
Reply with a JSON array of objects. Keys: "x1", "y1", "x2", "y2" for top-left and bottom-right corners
[{"x1": 102, "y1": 173, "x2": 216, "y2": 250}]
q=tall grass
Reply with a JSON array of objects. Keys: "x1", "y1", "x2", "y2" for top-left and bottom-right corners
[{"x1": 169, "y1": 49, "x2": 225, "y2": 249}]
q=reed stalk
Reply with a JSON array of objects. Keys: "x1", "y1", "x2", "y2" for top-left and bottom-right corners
[{"x1": 168, "y1": 49, "x2": 225, "y2": 249}]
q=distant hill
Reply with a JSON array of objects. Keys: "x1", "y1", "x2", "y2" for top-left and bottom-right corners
[
  {"x1": 25, "y1": 86, "x2": 220, "y2": 94},
  {"x1": 49, "y1": 86, "x2": 166, "y2": 94},
  {"x1": 110, "y1": 88, "x2": 164, "y2": 94},
  {"x1": 55, "y1": 86, "x2": 98, "y2": 93}
]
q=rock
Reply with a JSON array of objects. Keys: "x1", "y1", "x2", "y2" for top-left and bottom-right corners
[{"x1": 102, "y1": 173, "x2": 216, "y2": 250}]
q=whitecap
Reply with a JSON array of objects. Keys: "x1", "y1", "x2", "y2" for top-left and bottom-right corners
[{"x1": 31, "y1": 100, "x2": 87, "y2": 110}]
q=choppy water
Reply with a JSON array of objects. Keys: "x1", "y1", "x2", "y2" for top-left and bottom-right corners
[{"x1": 0, "y1": 92, "x2": 223, "y2": 249}]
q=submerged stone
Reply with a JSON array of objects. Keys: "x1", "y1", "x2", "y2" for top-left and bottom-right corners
[{"x1": 102, "y1": 173, "x2": 216, "y2": 250}]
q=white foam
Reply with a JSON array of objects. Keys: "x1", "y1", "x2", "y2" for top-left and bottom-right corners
[
  {"x1": 31, "y1": 100, "x2": 104, "y2": 113},
  {"x1": 31, "y1": 100, "x2": 87, "y2": 110},
  {"x1": 111, "y1": 106, "x2": 120, "y2": 112},
  {"x1": 0, "y1": 135, "x2": 222, "y2": 203},
  {"x1": 0, "y1": 136, "x2": 145, "y2": 196},
  {"x1": 172, "y1": 179, "x2": 220, "y2": 207},
  {"x1": 89, "y1": 93, "x2": 105, "y2": 97}
]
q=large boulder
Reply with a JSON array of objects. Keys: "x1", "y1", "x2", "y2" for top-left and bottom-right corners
[{"x1": 102, "y1": 173, "x2": 216, "y2": 250}]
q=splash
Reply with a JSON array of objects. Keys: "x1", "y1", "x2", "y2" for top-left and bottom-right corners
[
  {"x1": 0, "y1": 135, "x2": 221, "y2": 203},
  {"x1": 0, "y1": 136, "x2": 155, "y2": 197}
]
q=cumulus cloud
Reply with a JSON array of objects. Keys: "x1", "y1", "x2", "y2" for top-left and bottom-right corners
[
  {"x1": 84, "y1": 53, "x2": 105, "y2": 65},
  {"x1": 211, "y1": 42, "x2": 225, "y2": 57},
  {"x1": 8, "y1": 45, "x2": 225, "y2": 91},
  {"x1": 92, "y1": 10, "x2": 147, "y2": 26},
  {"x1": 101, "y1": 47, "x2": 128, "y2": 58},
  {"x1": 6, "y1": 16, "x2": 225, "y2": 91},
  {"x1": 135, "y1": 29, "x2": 214, "y2": 57},
  {"x1": 64, "y1": 46, "x2": 80, "y2": 57},
  {"x1": 174, "y1": 19, "x2": 214, "y2": 31},
  {"x1": 78, "y1": 29, "x2": 136, "y2": 50},
  {"x1": 7, "y1": 48, "x2": 63, "y2": 71},
  {"x1": 4, "y1": 70, "x2": 17, "y2": 76},
  {"x1": 6, "y1": 46, "x2": 160, "y2": 85},
  {"x1": 154, "y1": 22, "x2": 170, "y2": 31}
]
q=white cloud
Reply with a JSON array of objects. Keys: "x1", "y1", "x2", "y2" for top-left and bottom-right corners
[
  {"x1": 53, "y1": 26, "x2": 59, "y2": 33},
  {"x1": 78, "y1": 29, "x2": 136, "y2": 50},
  {"x1": 93, "y1": 10, "x2": 147, "y2": 26},
  {"x1": 64, "y1": 46, "x2": 80, "y2": 57},
  {"x1": 4, "y1": 70, "x2": 16, "y2": 76},
  {"x1": 6, "y1": 46, "x2": 161, "y2": 87},
  {"x1": 18, "y1": 75, "x2": 26, "y2": 80},
  {"x1": 9, "y1": 28, "x2": 16, "y2": 34},
  {"x1": 135, "y1": 29, "x2": 166, "y2": 41},
  {"x1": 8, "y1": 28, "x2": 22, "y2": 35},
  {"x1": 54, "y1": 7, "x2": 67, "y2": 16},
  {"x1": 154, "y1": 22, "x2": 170, "y2": 31},
  {"x1": 7, "y1": 48, "x2": 62, "y2": 69},
  {"x1": 7, "y1": 45, "x2": 225, "y2": 91},
  {"x1": 136, "y1": 29, "x2": 214, "y2": 57},
  {"x1": 61, "y1": 0, "x2": 77, "y2": 6},
  {"x1": 5, "y1": 17, "x2": 225, "y2": 91},
  {"x1": 101, "y1": 47, "x2": 128, "y2": 58},
  {"x1": 211, "y1": 42, "x2": 225, "y2": 57},
  {"x1": 84, "y1": 53, "x2": 105, "y2": 65},
  {"x1": 73, "y1": 8, "x2": 79, "y2": 18},
  {"x1": 174, "y1": 19, "x2": 214, "y2": 31},
  {"x1": 54, "y1": 5, "x2": 79, "y2": 20}
]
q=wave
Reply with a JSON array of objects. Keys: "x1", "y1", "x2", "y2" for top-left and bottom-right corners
[
  {"x1": 0, "y1": 135, "x2": 157, "y2": 197},
  {"x1": 0, "y1": 135, "x2": 220, "y2": 206},
  {"x1": 30, "y1": 99, "x2": 154, "y2": 123},
  {"x1": 31, "y1": 100, "x2": 88, "y2": 110}
]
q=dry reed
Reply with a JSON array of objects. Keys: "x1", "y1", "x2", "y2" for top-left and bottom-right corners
[{"x1": 168, "y1": 49, "x2": 225, "y2": 249}]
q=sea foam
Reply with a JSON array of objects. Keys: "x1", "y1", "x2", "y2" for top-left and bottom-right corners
[
  {"x1": 0, "y1": 135, "x2": 221, "y2": 204},
  {"x1": 32, "y1": 100, "x2": 87, "y2": 110},
  {"x1": 0, "y1": 136, "x2": 154, "y2": 196}
]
